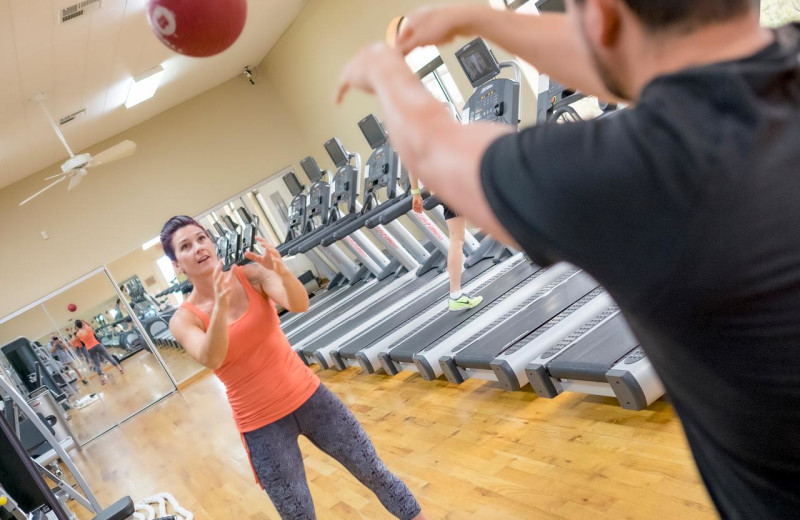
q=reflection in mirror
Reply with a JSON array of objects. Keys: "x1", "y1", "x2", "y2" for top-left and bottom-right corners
[
  {"x1": 107, "y1": 242, "x2": 205, "y2": 383},
  {"x1": 41, "y1": 271, "x2": 175, "y2": 442},
  {"x1": 0, "y1": 304, "x2": 103, "y2": 447}
]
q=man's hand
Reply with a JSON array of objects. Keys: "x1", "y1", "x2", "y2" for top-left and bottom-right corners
[
  {"x1": 244, "y1": 237, "x2": 290, "y2": 276},
  {"x1": 394, "y1": 4, "x2": 483, "y2": 55},
  {"x1": 335, "y1": 43, "x2": 410, "y2": 104},
  {"x1": 412, "y1": 194, "x2": 424, "y2": 213}
]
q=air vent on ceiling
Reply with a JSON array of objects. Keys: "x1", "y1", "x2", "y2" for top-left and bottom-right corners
[
  {"x1": 58, "y1": 0, "x2": 102, "y2": 24},
  {"x1": 59, "y1": 108, "x2": 86, "y2": 126}
]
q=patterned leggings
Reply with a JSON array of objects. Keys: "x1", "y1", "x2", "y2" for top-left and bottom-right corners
[
  {"x1": 243, "y1": 384, "x2": 421, "y2": 520},
  {"x1": 87, "y1": 344, "x2": 120, "y2": 376}
]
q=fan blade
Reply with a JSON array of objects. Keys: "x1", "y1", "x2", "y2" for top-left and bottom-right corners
[
  {"x1": 35, "y1": 97, "x2": 75, "y2": 158},
  {"x1": 68, "y1": 169, "x2": 87, "y2": 190},
  {"x1": 19, "y1": 177, "x2": 67, "y2": 206},
  {"x1": 44, "y1": 170, "x2": 71, "y2": 181},
  {"x1": 90, "y1": 140, "x2": 136, "y2": 167}
]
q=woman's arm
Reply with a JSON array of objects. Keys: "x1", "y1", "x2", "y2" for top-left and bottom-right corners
[{"x1": 169, "y1": 262, "x2": 234, "y2": 370}]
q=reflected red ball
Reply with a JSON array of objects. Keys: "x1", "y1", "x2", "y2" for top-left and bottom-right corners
[
  {"x1": 146, "y1": 0, "x2": 247, "y2": 58},
  {"x1": 67, "y1": 303, "x2": 77, "y2": 312}
]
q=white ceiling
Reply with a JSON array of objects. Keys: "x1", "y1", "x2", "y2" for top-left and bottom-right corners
[{"x1": 0, "y1": 0, "x2": 306, "y2": 190}]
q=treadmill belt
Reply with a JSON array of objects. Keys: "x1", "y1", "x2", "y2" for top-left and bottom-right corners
[
  {"x1": 282, "y1": 277, "x2": 375, "y2": 335},
  {"x1": 389, "y1": 261, "x2": 539, "y2": 363},
  {"x1": 288, "y1": 273, "x2": 407, "y2": 345},
  {"x1": 301, "y1": 267, "x2": 442, "y2": 354},
  {"x1": 502, "y1": 288, "x2": 606, "y2": 356},
  {"x1": 453, "y1": 272, "x2": 598, "y2": 369},
  {"x1": 547, "y1": 313, "x2": 638, "y2": 382},
  {"x1": 338, "y1": 258, "x2": 497, "y2": 358},
  {"x1": 281, "y1": 284, "x2": 344, "y2": 324}
]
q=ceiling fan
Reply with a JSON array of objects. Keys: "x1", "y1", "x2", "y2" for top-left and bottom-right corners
[{"x1": 19, "y1": 94, "x2": 137, "y2": 206}]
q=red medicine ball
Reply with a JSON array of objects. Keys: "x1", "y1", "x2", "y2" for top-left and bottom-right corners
[
  {"x1": 67, "y1": 303, "x2": 77, "y2": 312},
  {"x1": 146, "y1": 0, "x2": 247, "y2": 58}
]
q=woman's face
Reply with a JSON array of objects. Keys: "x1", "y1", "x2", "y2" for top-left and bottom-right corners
[{"x1": 171, "y1": 224, "x2": 218, "y2": 278}]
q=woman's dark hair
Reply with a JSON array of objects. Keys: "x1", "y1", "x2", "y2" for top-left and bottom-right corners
[
  {"x1": 75, "y1": 319, "x2": 84, "y2": 328},
  {"x1": 160, "y1": 215, "x2": 206, "y2": 261}
]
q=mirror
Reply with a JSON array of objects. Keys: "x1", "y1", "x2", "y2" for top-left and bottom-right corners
[
  {"x1": 0, "y1": 304, "x2": 115, "y2": 445},
  {"x1": 41, "y1": 271, "x2": 175, "y2": 442},
  {"x1": 106, "y1": 242, "x2": 205, "y2": 383}
]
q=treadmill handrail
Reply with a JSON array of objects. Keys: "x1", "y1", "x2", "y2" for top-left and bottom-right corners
[
  {"x1": 290, "y1": 212, "x2": 360, "y2": 255},
  {"x1": 324, "y1": 195, "x2": 411, "y2": 246}
]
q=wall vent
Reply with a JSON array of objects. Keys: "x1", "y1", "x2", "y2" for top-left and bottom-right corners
[
  {"x1": 58, "y1": 0, "x2": 102, "y2": 24},
  {"x1": 59, "y1": 108, "x2": 86, "y2": 126}
]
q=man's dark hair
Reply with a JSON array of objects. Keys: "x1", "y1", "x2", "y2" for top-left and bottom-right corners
[
  {"x1": 574, "y1": 0, "x2": 756, "y2": 32},
  {"x1": 75, "y1": 319, "x2": 83, "y2": 328},
  {"x1": 160, "y1": 215, "x2": 206, "y2": 261}
]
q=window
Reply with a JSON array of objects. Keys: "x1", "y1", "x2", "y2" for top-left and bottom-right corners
[
  {"x1": 156, "y1": 256, "x2": 183, "y2": 304},
  {"x1": 406, "y1": 46, "x2": 465, "y2": 122}
]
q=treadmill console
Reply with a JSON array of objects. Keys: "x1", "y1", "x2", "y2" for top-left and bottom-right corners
[
  {"x1": 329, "y1": 162, "x2": 359, "y2": 215},
  {"x1": 282, "y1": 171, "x2": 304, "y2": 197},
  {"x1": 358, "y1": 114, "x2": 388, "y2": 150},
  {"x1": 359, "y1": 115, "x2": 401, "y2": 202},
  {"x1": 300, "y1": 156, "x2": 324, "y2": 183},
  {"x1": 457, "y1": 38, "x2": 520, "y2": 128},
  {"x1": 535, "y1": 0, "x2": 565, "y2": 13},
  {"x1": 324, "y1": 138, "x2": 349, "y2": 169},
  {"x1": 307, "y1": 181, "x2": 332, "y2": 225},
  {"x1": 287, "y1": 194, "x2": 307, "y2": 233},
  {"x1": 212, "y1": 222, "x2": 229, "y2": 260},
  {"x1": 456, "y1": 38, "x2": 501, "y2": 88},
  {"x1": 236, "y1": 207, "x2": 257, "y2": 263}
]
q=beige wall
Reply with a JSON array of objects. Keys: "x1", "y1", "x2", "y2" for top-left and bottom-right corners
[
  {"x1": 0, "y1": 72, "x2": 308, "y2": 318},
  {"x1": 261, "y1": 0, "x2": 537, "y2": 175},
  {"x1": 0, "y1": 305, "x2": 54, "y2": 348},
  {"x1": 1, "y1": 0, "x2": 541, "y2": 319}
]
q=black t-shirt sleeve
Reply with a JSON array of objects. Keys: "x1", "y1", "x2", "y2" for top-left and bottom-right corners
[{"x1": 480, "y1": 110, "x2": 708, "y2": 306}]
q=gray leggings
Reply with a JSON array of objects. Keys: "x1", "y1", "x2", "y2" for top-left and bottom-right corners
[
  {"x1": 88, "y1": 344, "x2": 120, "y2": 376},
  {"x1": 243, "y1": 384, "x2": 421, "y2": 520}
]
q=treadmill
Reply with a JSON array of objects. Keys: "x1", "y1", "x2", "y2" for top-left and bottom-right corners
[
  {"x1": 279, "y1": 156, "x2": 385, "y2": 335},
  {"x1": 298, "y1": 117, "x2": 509, "y2": 366},
  {"x1": 318, "y1": 39, "x2": 528, "y2": 375},
  {"x1": 524, "y1": 307, "x2": 664, "y2": 411},
  {"x1": 289, "y1": 120, "x2": 471, "y2": 357},
  {"x1": 284, "y1": 123, "x2": 449, "y2": 345},
  {"x1": 278, "y1": 164, "x2": 367, "y2": 326},
  {"x1": 424, "y1": 35, "x2": 664, "y2": 410}
]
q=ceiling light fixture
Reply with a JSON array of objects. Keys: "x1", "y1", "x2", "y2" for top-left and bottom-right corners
[{"x1": 125, "y1": 65, "x2": 165, "y2": 109}]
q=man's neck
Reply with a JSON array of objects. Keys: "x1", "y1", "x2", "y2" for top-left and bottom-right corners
[{"x1": 631, "y1": 11, "x2": 774, "y2": 98}]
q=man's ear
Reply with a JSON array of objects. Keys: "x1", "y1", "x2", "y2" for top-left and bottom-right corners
[{"x1": 584, "y1": 0, "x2": 623, "y2": 49}]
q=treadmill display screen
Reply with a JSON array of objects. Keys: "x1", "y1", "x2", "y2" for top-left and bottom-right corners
[
  {"x1": 300, "y1": 156, "x2": 323, "y2": 183},
  {"x1": 358, "y1": 114, "x2": 388, "y2": 150},
  {"x1": 456, "y1": 38, "x2": 501, "y2": 88},
  {"x1": 324, "y1": 138, "x2": 349, "y2": 168},
  {"x1": 535, "y1": 0, "x2": 565, "y2": 12},
  {"x1": 283, "y1": 172, "x2": 304, "y2": 197}
]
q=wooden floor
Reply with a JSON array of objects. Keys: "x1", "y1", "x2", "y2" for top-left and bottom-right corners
[
  {"x1": 151, "y1": 343, "x2": 205, "y2": 383},
  {"x1": 64, "y1": 367, "x2": 716, "y2": 520},
  {"x1": 65, "y1": 349, "x2": 175, "y2": 443}
]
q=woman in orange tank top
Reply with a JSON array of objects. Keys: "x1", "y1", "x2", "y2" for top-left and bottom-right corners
[{"x1": 163, "y1": 216, "x2": 425, "y2": 520}]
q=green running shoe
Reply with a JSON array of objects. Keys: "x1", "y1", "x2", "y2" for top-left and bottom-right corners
[{"x1": 448, "y1": 294, "x2": 484, "y2": 312}]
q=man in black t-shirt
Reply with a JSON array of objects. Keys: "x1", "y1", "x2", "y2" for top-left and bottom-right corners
[{"x1": 337, "y1": 1, "x2": 800, "y2": 518}]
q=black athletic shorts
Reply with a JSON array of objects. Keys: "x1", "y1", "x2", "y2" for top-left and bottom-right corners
[{"x1": 442, "y1": 202, "x2": 459, "y2": 220}]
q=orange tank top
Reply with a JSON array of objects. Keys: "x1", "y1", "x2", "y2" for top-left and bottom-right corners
[
  {"x1": 77, "y1": 327, "x2": 100, "y2": 349},
  {"x1": 180, "y1": 265, "x2": 319, "y2": 433}
]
